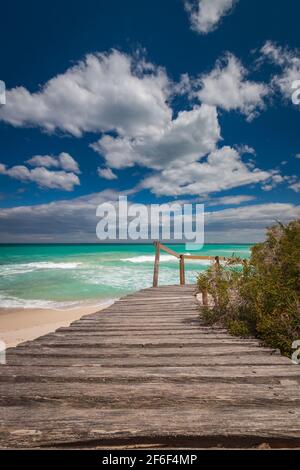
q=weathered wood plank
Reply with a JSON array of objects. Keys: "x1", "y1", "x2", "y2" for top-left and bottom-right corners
[
  {"x1": 0, "y1": 283, "x2": 299, "y2": 449},
  {"x1": 6, "y1": 345, "x2": 282, "y2": 357},
  {"x1": 45, "y1": 331, "x2": 243, "y2": 339},
  {"x1": 1, "y1": 406, "x2": 300, "y2": 448},
  {"x1": 55, "y1": 326, "x2": 229, "y2": 333},
  {"x1": 0, "y1": 365, "x2": 298, "y2": 382},
  {"x1": 25, "y1": 337, "x2": 261, "y2": 347},
  {"x1": 1, "y1": 382, "x2": 300, "y2": 408},
  {"x1": 3, "y1": 354, "x2": 291, "y2": 367}
]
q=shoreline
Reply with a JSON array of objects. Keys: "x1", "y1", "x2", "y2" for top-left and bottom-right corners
[{"x1": 0, "y1": 299, "x2": 115, "y2": 349}]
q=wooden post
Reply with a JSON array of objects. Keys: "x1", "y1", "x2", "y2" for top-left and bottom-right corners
[
  {"x1": 179, "y1": 255, "x2": 185, "y2": 285},
  {"x1": 215, "y1": 256, "x2": 220, "y2": 268},
  {"x1": 202, "y1": 288, "x2": 208, "y2": 307},
  {"x1": 153, "y1": 241, "x2": 160, "y2": 287}
]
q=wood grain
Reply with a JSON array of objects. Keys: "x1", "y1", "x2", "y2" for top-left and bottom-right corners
[{"x1": 0, "y1": 284, "x2": 299, "y2": 449}]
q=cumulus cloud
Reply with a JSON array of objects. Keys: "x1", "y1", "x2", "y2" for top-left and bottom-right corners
[
  {"x1": 197, "y1": 54, "x2": 269, "y2": 120},
  {"x1": 140, "y1": 146, "x2": 279, "y2": 196},
  {"x1": 260, "y1": 41, "x2": 300, "y2": 100},
  {"x1": 97, "y1": 167, "x2": 118, "y2": 180},
  {"x1": 0, "y1": 160, "x2": 80, "y2": 191},
  {"x1": 0, "y1": 50, "x2": 172, "y2": 138},
  {"x1": 0, "y1": 48, "x2": 286, "y2": 199},
  {"x1": 27, "y1": 152, "x2": 80, "y2": 174},
  {"x1": 91, "y1": 105, "x2": 221, "y2": 169},
  {"x1": 184, "y1": 0, "x2": 238, "y2": 34}
]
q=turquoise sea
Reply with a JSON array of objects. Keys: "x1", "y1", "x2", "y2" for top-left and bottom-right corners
[{"x1": 0, "y1": 244, "x2": 252, "y2": 309}]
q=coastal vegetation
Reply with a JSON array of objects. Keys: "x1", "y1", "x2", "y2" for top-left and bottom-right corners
[{"x1": 197, "y1": 220, "x2": 300, "y2": 356}]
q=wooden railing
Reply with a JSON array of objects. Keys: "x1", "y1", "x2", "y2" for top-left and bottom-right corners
[{"x1": 152, "y1": 241, "x2": 226, "y2": 290}]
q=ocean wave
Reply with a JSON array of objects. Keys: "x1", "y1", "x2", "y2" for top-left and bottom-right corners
[
  {"x1": 121, "y1": 254, "x2": 212, "y2": 265},
  {"x1": 0, "y1": 294, "x2": 76, "y2": 309},
  {"x1": 0, "y1": 294, "x2": 113, "y2": 310},
  {"x1": 0, "y1": 261, "x2": 81, "y2": 275},
  {"x1": 122, "y1": 254, "x2": 177, "y2": 263}
]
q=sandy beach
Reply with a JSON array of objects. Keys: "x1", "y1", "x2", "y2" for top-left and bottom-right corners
[{"x1": 0, "y1": 300, "x2": 114, "y2": 349}]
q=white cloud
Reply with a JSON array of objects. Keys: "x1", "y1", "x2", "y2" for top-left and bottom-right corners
[
  {"x1": 197, "y1": 54, "x2": 269, "y2": 120},
  {"x1": 26, "y1": 155, "x2": 59, "y2": 168},
  {"x1": 0, "y1": 190, "x2": 127, "y2": 242},
  {"x1": 0, "y1": 192, "x2": 298, "y2": 244},
  {"x1": 0, "y1": 50, "x2": 172, "y2": 138},
  {"x1": 205, "y1": 203, "x2": 300, "y2": 242},
  {"x1": 97, "y1": 167, "x2": 118, "y2": 180},
  {"x1": 234, "y1": 145, "x2": 256, "y2": 156},
  {"x1": 27, "y1": 152, "x2": 80, "y2": 174},
  {"x1": 260, "y1": 41, "x2": 300, "y2": 100},
  {"x1": 91, "y1": 104, "x2": 220, "y2": 169},
  {"x1": 141, "y1": 146, "x2": 278, "y2": 196},
  {"x1": 184, "y1": 0, "x2": 238, "y2": 34},
  {"x1": 207, "y1": 195, "x2": 257, "y2": 206},
  {"x1": 289, "y1": 182, "x2": 300, "y2": 193},
  {"x1": 0, "y1": 48, "x2": 288, "y2": 199},
  {"x1": 0, "y1": 163, "x2": 80, "y2": 191},
  {"x1": 261, "y1": 173, "x2": 289, "y2": 192}
]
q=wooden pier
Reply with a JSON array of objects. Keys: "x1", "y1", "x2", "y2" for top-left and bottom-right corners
[
  {"x1": 0, "y1": 284, "x2": 300, "y2": 449},
  {"x1": 152, "y1": 242, "x2": 223, "y2": 307}
]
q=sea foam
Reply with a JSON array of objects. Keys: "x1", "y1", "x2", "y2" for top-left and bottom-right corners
[
  {"x1": 122, "y1": 254, "x2": 212, "y2": 265},
  {"x1": 0, "y1": 262, "x2": 81, "y2": 276}
]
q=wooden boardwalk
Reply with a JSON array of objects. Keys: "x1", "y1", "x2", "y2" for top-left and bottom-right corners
[{"x1": 0, "y1": 284, "x2": 300, "y2": 449}]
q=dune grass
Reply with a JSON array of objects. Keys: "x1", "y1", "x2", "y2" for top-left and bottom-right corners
[{"x1": 197, "y1": 220, "x2": 300, "y2": 356}]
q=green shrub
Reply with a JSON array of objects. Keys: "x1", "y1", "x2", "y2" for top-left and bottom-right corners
[
  {"x1": 197, "y1": 220, "x2": 300, "y2": 357},
  {"x1": 227, "y1": 319, "x2": 252, "y2": 338},
  {"x1": 201, "y1": 306, "x2": 221, "y2": 325}
]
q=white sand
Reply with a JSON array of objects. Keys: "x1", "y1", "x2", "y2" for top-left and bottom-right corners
[{"x1": 0, "y1": 300, "x2": 114, "y2": 349}]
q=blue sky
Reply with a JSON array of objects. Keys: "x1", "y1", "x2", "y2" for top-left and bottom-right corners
[{"x1": 0, "y1": 0, "x2": 299, "y2": 242}]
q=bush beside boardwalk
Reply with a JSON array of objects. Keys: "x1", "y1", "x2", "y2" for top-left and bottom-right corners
[{"x1": 197, "y1": 220, "x2": 300, "y2": 357}]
